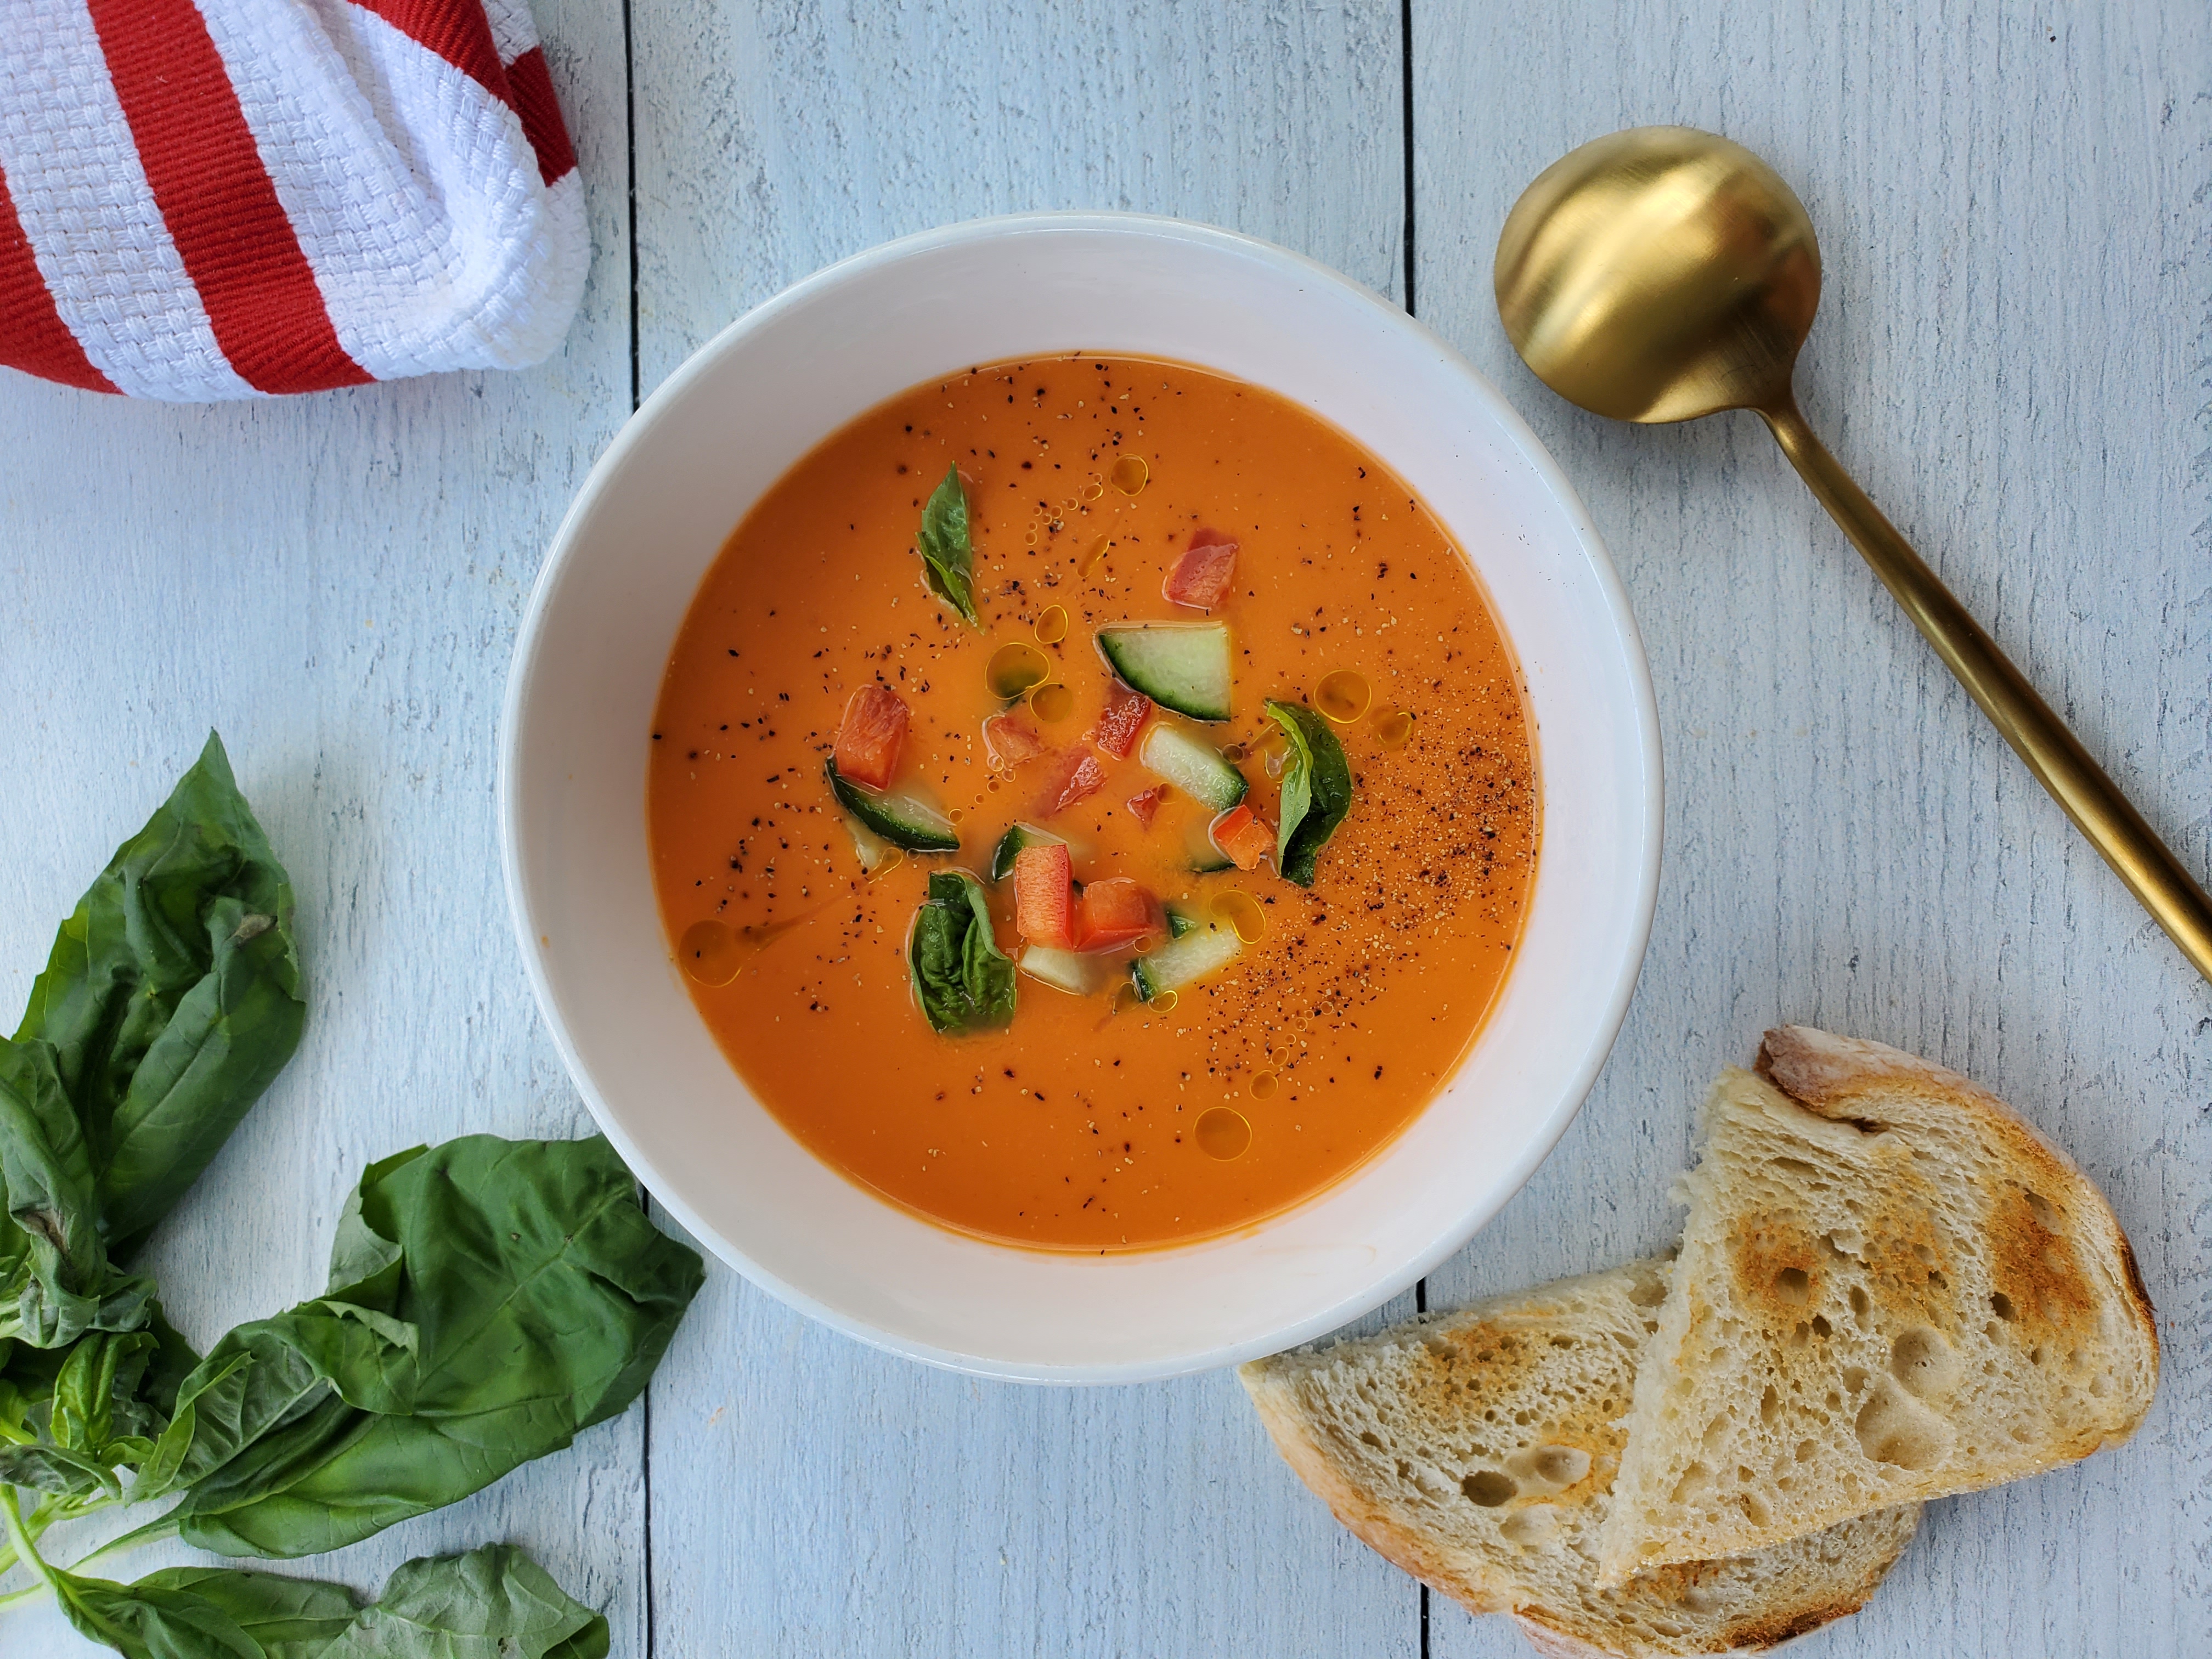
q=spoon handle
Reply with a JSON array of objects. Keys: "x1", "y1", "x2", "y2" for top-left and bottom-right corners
[{"x1": 1759, "y1": 397, "x2": 2212, "y2": 985}]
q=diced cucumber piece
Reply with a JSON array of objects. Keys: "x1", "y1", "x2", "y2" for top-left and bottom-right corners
[
  {"x1": 1164, "y1": 903, "x2": 1203, "y2": 939},
  {"x1": 1139, "y1": 723, "x2": 1248, "y2": 812},
  {"x1": 1096, "y1": 623, "x2": 1232, "y2": 721},
  {"x1": 989, "y1": 821, "x2": 1065, "y2": 882},
  {"x1": 1130, "y1": 921, "x2": 1244, "y2": 1000},
  {"x1": 1020, "y1": 945, "x2": 1101, "y2": 996},
  {"x1": 843, "y1": 813, "x2": 894, "y2": 873},
  {"x1": 825, "y1": 759, "x2": 960, "y2": 851}
]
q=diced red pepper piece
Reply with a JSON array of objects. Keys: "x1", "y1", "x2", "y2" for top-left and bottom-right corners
[
  {"x1": 1091, "y1": 687, "x2": 1154, "y2": 760},
  {"x1": 1013, "y1": 843, "x2": 1074, "y2": 947},
  {"x1": 833, "y1": 684, "x2": 909, "y2": 790},
  {"x1": 1032, "y1": 749, "x2": 1107, "y2": 817},
  {"x1": 1072, "y1": 877, "x2": 1160, "y2": 953},
  {"x1": 1212, "y1": 804, "x2": 1274, "y2": 871},
  {"x1": 1125, "y1": 785, "x2": 1167, "y2": 828},
  {"x1": 983, "y1": 712, "x2": 1047, "y2": 770},
  {"x1": 1164, "y1": 527, "x2": 1239, "y2": 610}
]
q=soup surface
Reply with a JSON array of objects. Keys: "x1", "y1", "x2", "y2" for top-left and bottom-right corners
[{"x1": 649, "y1": 356, "x2": 1537, "y2": 1251}]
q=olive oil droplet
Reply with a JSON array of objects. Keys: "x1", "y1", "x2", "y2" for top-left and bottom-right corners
[
  {"x1": 1210, "y1": 889, "x2": 1268, "y2": 944},
  {"x1": 1079, "y1": 535, "x2": 1111, "y2": 575},
  {"x1": 1250, "y1": 1071, "x2": 1280, "y2": 1100},
  {"x1": 986, "y1": 641, "x2": 1051, "y2": 699},
  {"x1": 679, "y1": 920, "x2": 741, "y2": 987},
  {"x1": 1374, "y1": 709, "x2": 1414, "y2": 751},
  {"x1": 1316, "y1": 669, "x2": 1372, "y2": 723},
  {"x1": 1029, "y1": 682, "x2": 1075, "y2": 723},
  {"x1": 1195, "y1": 1107, "x2": 1251, "y2": 1160},
  {"x1": 1109, "y1": 454, "x2": 1149, "y2": 494},
  {"x1": 1150, "y1": 989, "x2": 1180, "y2": 1013},
  {"x1": 1034, "y1": 605, "x2": 1069, "y2": 645}
]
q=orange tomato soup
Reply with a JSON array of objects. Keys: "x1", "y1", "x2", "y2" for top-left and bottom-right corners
[{"x1": 648, "y1": 357, "x2": 1537, "y2": 1251}]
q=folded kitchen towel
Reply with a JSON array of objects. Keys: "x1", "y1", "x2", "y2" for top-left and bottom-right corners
[{"x1": 0, "y1": 0, "x2": 587, "y2": 400}]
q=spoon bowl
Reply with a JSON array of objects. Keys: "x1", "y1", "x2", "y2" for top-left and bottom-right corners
[
  {"x1": 1497, "y1": 127, "x2": 1820, "y2": 424},
  {"x1": 1496, "y1": 126, "x2": 2212, "y2": 985}
]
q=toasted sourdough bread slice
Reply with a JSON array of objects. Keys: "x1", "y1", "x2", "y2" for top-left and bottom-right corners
[
  {"x1": 1240, "y1": 1262, "x2": 1920, "y2": 1657},
  {"x1": 1596, "y1": 1026, "x2": 2159, "y2": 1585}
]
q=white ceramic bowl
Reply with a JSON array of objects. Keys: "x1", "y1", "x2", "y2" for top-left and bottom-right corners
[{"x1": 501, "y1": 213, "x2": 1661, "y2": 1384}]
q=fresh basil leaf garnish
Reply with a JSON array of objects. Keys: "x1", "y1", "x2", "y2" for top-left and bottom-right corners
[
  {"x1": 49, "y1": 1544, "x2": 608, "y2": 1659},
  {"x1": 129, "y1": 1135, "x2": 703, "y2": 1559},
  {"x1": 914, "y1": 465, "x2": 979, "y2": 625},
  {"x1": 908, "y1": 871, "x2": 1017, "y2": 1034},
  {"x1": 1264, "y1": 701, "x2": 1355, "y2": 888}
]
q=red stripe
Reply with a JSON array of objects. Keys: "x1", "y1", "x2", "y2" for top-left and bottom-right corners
[
  {"x1": 504, "y1": 48, "x2": 576, "y2": 186},
  {"x1": 348, "y1": 0, "x2": 506, "y2": 95},
  {"x1": 87, "y1": 0, "x2": 370, "y2": 395},
  {"x1": 0, "y1": 164, "x2": 119, "y2": 394},
  {"x1": 350, "y1": 1, "x2": 578, "y2": 188}
]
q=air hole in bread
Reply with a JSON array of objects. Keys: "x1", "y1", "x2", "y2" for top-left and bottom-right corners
[
  {"x1": 1926, "y1": 1268, "x2": 1948, "y2": 1290},
  {"x1": 1759, "y1": 1385, "x2": 1780, "y2": 1425},
  {"x1": 1739, "y1": 1491, "x2": 1772, "y2": 1527},
  {"x1": 2024, "y1": 1189, "x2": 2061, "y2": 1231},
  {"x1": 1669, "y1": 1462, "x2": 1712, "y2": 1504},
  {"x1": 1849, "y1": 1285, "x2": 1871, "y2": 1323},
  {"x1": 1462, "y1": 1469, "x2": 1516, "y2": 1506},
  {"x1": 1891, "y1": 1327, "x2": 1962, "y2": 1401},
  {"x1": 1359, "y1": 1430, "x2": 1384, "y2": 1449},
  {"x1": 1854, "y1": 1382, "x2": 1953, "y2": 1470},
  {"x1": 1810, "y1": 1314, "x2": 1833, "y2": 1338},
  {"x1": 1990, "y1": 1291, "x2": 2016, "y2": 1321},
  {"x1": 1841, "y1": 1366, "x2": 1869, "y2": 1395},
  {"x1": 1795, "y1": 1438, "x2": 1816, "y2": 1462},
  {"x1": 1497, "y1": 1504, "x2": 1558, "y2": 1548},
  {"x1": 1824, "y1": 1228, "x2": 1864, "y2": 1259},
  {"x1": 1506, "y1": 1445, "x2": 1592, "y2": 1491},
  {"x1": 1774, "y1": 1267, "x2": 1811, "y2": 1305},
  {"x1": 1771, "y1": 1156, "x2": 1820, "y2": 1178}
]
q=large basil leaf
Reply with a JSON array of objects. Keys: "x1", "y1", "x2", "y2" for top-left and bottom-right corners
[
  {"x1": 161, "y1": 1136, "x2": 702, "y2": 1559},
  {"x1": 13, "y1": 731, "x2": 305, "y2": 1261},
  {"x1": 51, "y1": 1545, "x2": 607, "y2": 1659},
  {"x1": 913, "y1": 465, "x2": 979, "y2": 625},
  {"x1": 907, "y1": 870, "x2": 1016, "y2": 1034},
  {"x1": 1263, "y1": 701, "x2": 1355, "y2": 887}
]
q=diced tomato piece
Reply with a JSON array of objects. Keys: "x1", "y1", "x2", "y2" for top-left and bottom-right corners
[
  {"x1": 1212, "y1": 804, "x2": 1274, "y2": 871},
  {"x1": 1164, "y1": 527, "x2": 1239, "y2": 610},
  {"x1": 1073, "y1": 878, "x2": 1160, "y2": 953},
  {"x1": 1013, "y1": 843, "x2": 1074, "y2": 947},
  {"x1": 983, "y1": 712, "x2": 1047, "y2": 770},
  {"x1": 1125, "y1": 785, "x2": 1167, "y2": 828},
  {"x1": 1091, "y1": 687, "x2": 1154, "y2": 760},
  {"x1": 833, "y1": 684, "x2": 909, "y2": 789},
  {"x1": 1031, "y1": 749, "x2": 1107, "y2": 817}
]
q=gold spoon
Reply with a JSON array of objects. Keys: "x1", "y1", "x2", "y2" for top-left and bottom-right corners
[{"x1": 1496, "y1": 125, "x2": 2212, "y2": 985}]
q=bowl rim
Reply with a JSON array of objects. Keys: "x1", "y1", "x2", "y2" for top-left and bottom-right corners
[{"x1": 500, "y1": 210, "x2": 1663, "y2": 1383}]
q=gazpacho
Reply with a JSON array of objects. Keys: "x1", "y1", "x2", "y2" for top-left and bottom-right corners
[{"x1": 648, "y1": 356, "x2": 1537, "y2": 1251}]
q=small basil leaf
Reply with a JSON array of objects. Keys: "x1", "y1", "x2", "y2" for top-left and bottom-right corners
[
  {"x1": 913, "y1": 465, "x2": 979, "y2": 625},
  {"x1": 50, "y1": 1566, "x2": 267, "y2": 1658},
  {"x1": 907, "y1": 871, "x2": 1017, "y2": 1034},
  {"x1": 1263, "y1": 701, "x2": 1355, "y2": 888},
  {"x1": 0, "y1": 1035, "x2": 143, "y2": 1347}
]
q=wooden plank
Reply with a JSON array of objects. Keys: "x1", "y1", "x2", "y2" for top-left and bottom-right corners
[
  {"x1": 628, "y1": 3, "x2": 1419, "y2": 1654},
  {"x1": 0, "y1": 2, "x2": 642, "y2": 1647},
  {"x1": 1412, "y1": 4, "x2": 2212, "y2": 1655}
]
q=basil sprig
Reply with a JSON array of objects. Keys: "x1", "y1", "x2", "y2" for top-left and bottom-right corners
[
  {"x1": 913, "y1": 465, "x2": 979, "y2": 625},
  {"x1": 1265, "y1": 701, "x2": 1355, "y2": 887},
  {"x1": 909, "y1": 871, "x2": 1017, "y2": 1033}
]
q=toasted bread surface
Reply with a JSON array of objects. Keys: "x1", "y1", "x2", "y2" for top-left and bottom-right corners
[
  {"x1": 1241, "y1": 1262, "x2": 1918, "y2": 1656},
  {"x1": 1596, "y1": 1026, "x2": 2158, "y2": 1584}
]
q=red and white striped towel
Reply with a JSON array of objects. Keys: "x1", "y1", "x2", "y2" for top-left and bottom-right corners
[{"x1": 0, "y1": 0, "x2": 586, "y2": 400}]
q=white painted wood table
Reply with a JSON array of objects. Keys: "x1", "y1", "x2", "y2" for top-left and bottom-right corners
[{"x1": 4, "y1": 3, "x2": 2207, "y2": 1654}]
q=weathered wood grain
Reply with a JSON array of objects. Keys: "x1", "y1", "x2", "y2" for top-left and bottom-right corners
[
  {"x1": 1412, "y1": 4, "x2": 2212, "y2": 1655},
  {"x1": 0, "y1": 1, "x2": 644, "y2": 1649},
  {"x1": 628, "y1": 3, "x2": 1420, "y2": 1656}
]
